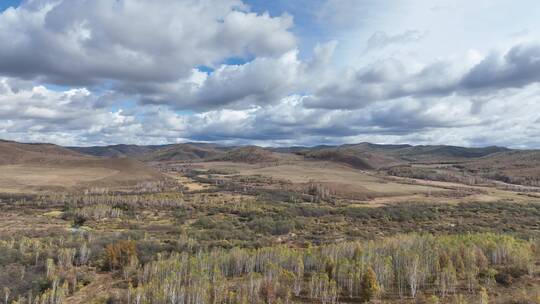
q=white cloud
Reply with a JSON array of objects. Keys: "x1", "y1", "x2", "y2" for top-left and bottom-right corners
[
  {"x1": 304, "y1": 42, "x2": 540, "y2": 110},
  {"x1": 0, "y1": 0, "x2": 295, "y2": 85},
  {"x1": 1, "y1": 0, "x2": 540, "y2": 148},
  {"x1": 2, "y1": 76, "x2": 540, "y2": 148},
  {"x1": 135, "y1": 50, "x2": 302, "y2": 110}
]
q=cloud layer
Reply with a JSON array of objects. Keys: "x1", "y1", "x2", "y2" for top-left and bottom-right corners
[
  {"x1": 0, "y1": 0, "x2": 295, "y2": 84},
  {"x1": 1, "y1": 0, "x2": 540, "y2": 147}
]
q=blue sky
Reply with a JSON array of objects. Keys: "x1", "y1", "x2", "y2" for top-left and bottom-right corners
[
  {"x1": 0, "y1": 0, "x2": 540, "y2": 147},
  {"x1": 245, "y1": 0, "x2": 328, "y2": 56},
  {"x1": 0, "y1": 0, "x2": 20, "y2": 11}
]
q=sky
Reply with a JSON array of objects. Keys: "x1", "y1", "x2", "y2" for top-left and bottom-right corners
[{"x1": 0, "y1": 0, "x2": 539, "y2": 148}]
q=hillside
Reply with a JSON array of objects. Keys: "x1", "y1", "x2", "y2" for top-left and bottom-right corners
[
  {"x1": 71, "y1": 143, "x2": 231, "y2": 162},
  {"x1": 69, "y1": 144, "x2": 168, "y2": 158},
  {"x1": 340, "y1": 143, "x2": 508, "y2": 162},
  {"x1": 0, "y1": 139, "x2": 90, "y2": 165},
  {"x1": 297, "y1": 145, "x2": 403, "y2": 169},
  {"x1": 299, "y1": 149, "x2": 377, "y2": 169},
  {"x1": 296, "y1": 143, "x2": 509, "y2": 169},
  {"x1": 212, "y1": 146, "x2": 281, "y2": 163},
  {"x1": 67, "y1": 141, "x2": 513, "y2": 169},
  {"x1": 141, "y1": 143, "x2": 227, "y2": 162},
  {"x1": 386, "y1": 145, "x2": 510, "y2": 162},
  {"x1": 462, "y1": 150, "x2": 540, "y2": 186},
  {"x1": 0, "y1": 140, "x2": 164, "y2": 192}
]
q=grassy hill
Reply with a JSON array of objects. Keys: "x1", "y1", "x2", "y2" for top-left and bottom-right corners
[
  {"x1": 0, "y1": 140, "x2": 164, "y2": 192},
  {"x1": 68, "y1": 144, "x2": 169, "y2": 158},
  {"x1": 211, "y1": 146, "x2": 280, "y2": 163},
  {"x1": 141, "y1": 143, "x2": 227, "y2": 162}
]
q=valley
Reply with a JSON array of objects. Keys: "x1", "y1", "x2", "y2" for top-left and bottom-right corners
[{"x1": 0, "y1": 140, "x2": 539, "y2": 303}]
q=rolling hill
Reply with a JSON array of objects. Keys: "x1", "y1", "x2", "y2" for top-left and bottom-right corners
[
  {"x1": 2, "y1": 138, "x2": 539, "y2": 189},
  {"x1": 0, "y1": 140, "x2": 164, "y2": 192},
  {"x1": 461, "y1": 150, "x2": 540, "y2": 186},
  {"x1": 68, "y1": 144, "x2": 169, "y2": 158},
  {"x1": 296, "y1": 143, "x2": 509, "y2": 169},
  {"x1": 211, "y1": 146, "x2": 281, "y2": 163},
  {"x1": 141, "y1": 143, "x2": 227, "y2": 162},
  {"x1": 0, "y1": 139, "x2": 90, "y2": 165}
]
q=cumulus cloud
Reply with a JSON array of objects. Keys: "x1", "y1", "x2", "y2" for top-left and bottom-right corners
[
  {"x1": 131, "y1": 50, "x2": 302, "y2": 110},
  {"x1": 460, "y1": 43, "x2": 540, "y2": 91},
  {"x1": 305, "y1": 42, "x2": 540, "y2": 110},
  {"x1": 0, "y1": 0, "x2": 295, "y2": 85},
  {"x1": 2, "y1": 76, "x2": 540, "y2": 148},
  {"x1": 303, "y1": 57, "x2": 462, "y2": 109},
  {"x1": 0, "y1": 77, "x2": 140, "y2": 145},
  {"x1": 1, "y1": 1, "x2": 540, "y2": 148}
]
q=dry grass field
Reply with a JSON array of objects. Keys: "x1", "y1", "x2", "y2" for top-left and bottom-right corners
[
  {"x1": 190, "y1": 159, "x2": 538, "y2": 205},
  {"x1": 195, "y1": 161, "x2": 441, "y2": 192},
  {"x1": 0, "y1": 140, "x2": 165, "y2": 193},
  {"x1": 0, "y1": 164, "x2": 118, "y2": 193}
]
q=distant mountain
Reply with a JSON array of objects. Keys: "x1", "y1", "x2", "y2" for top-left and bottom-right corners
[
  {"x1": 298, "y1": 146, "x2": 401, "y2": 169},
  {"x1": 386, "y1": 145, "x2": 510, "y2": 161},
  {"x1": 299, "y1": 149, "x2": 375, "y2": 169},
  {"x1": 65, "y1": 140, "x2": 511, "y2": 167},
  {"x1": 269, "y1": 146, "x2": 312, "y2": 154},
  {"x1": 211, "y1": 146, "x2": 280, "y2": 163},
  {"x1": 295, "y1": 143, "x2": 510, "y2": 169},
  {"x1": 69, "y1": 143, "x2": 233, "y2": 162},
  {"x1": 340, "y1": 142, "x2": 508, "y2": 158},
  {"x1": 141, "y1": 143, "x2": 228, "y2": 162},
  {"x1": 69, "y1": 144, "x2": 169, "y2": 158}
]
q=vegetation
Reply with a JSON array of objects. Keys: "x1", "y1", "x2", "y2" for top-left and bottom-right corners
[
  {"x1": 1, "y1": 186, "x2": 539, "y2": 303},
  {"x1": 1, "y1": 230, "x2": 536, "y2": 303},
  {"x1": 1, "y1": 140, "x2": 540, "y2": 302}
]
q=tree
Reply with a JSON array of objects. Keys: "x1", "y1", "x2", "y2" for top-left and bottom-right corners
[
  {"x1": 3, "y1": 288, "x2": 10, "y2": 304},
  {"x1": 103, "y1": 240, "x2": 138, "y2": 271},
  {"x1": 406, "y1": 254, "x2": 422, "y2": 298},
  {"x1": 360, "y1": 267, "x2": 380, "y2": 303},
  {"x1": 479, "y1": 287, "x2": 489, "y2": 304}
]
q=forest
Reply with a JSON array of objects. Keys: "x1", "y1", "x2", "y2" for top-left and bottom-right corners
[{"x1": 1, "y1": 184, "x2": 539, "y2": 303}]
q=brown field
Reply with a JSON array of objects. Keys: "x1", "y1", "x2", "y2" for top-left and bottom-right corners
[
  {"x1": 0, "y1": 140, "x2": 166, "y2": 193},
  {"x1": 0, "y1": 165, "x2": 118, "y2": 193},
  {"x1": 190, "y1": 159, "x2": 538, "y2": 205},
  {"x1": 195, "y1": 161, "x2": 442, "y2": 193},
  {"x1": 0, "y1": 159, "x2": 165, "y2": 193}
]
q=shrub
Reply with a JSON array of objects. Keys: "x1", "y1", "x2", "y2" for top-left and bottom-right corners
[
  {"x1": 360, "y1": 267, "x2": 380, "y2": 303},
  {"x1": 103, "y1": 240, "x2": 138, "y2": 271}
]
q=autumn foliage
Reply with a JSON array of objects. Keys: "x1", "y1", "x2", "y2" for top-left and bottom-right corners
[
  {"x1": 360, "y1": 267, "x2": 380, "y2": 302},
  {"x1": 103, "y1": 240, "x2": 138, "y2": 270}
]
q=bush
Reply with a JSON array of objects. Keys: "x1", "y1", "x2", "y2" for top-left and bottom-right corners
[
  {"x1": 103, "y1": 240, "x2": 138, "y2": 271},
  {"x1": 360, "y1": 267, "x2": 380, "y2": 303},
  {"x1": 248, "y1": 217, "x2": 295, "y2": 235},
  {"x1": 72, "y1": 214, "x2": 87, "y2": 227},
  {"x1": 495, "y1": 271, "x2": 513, "y2": 286}
]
